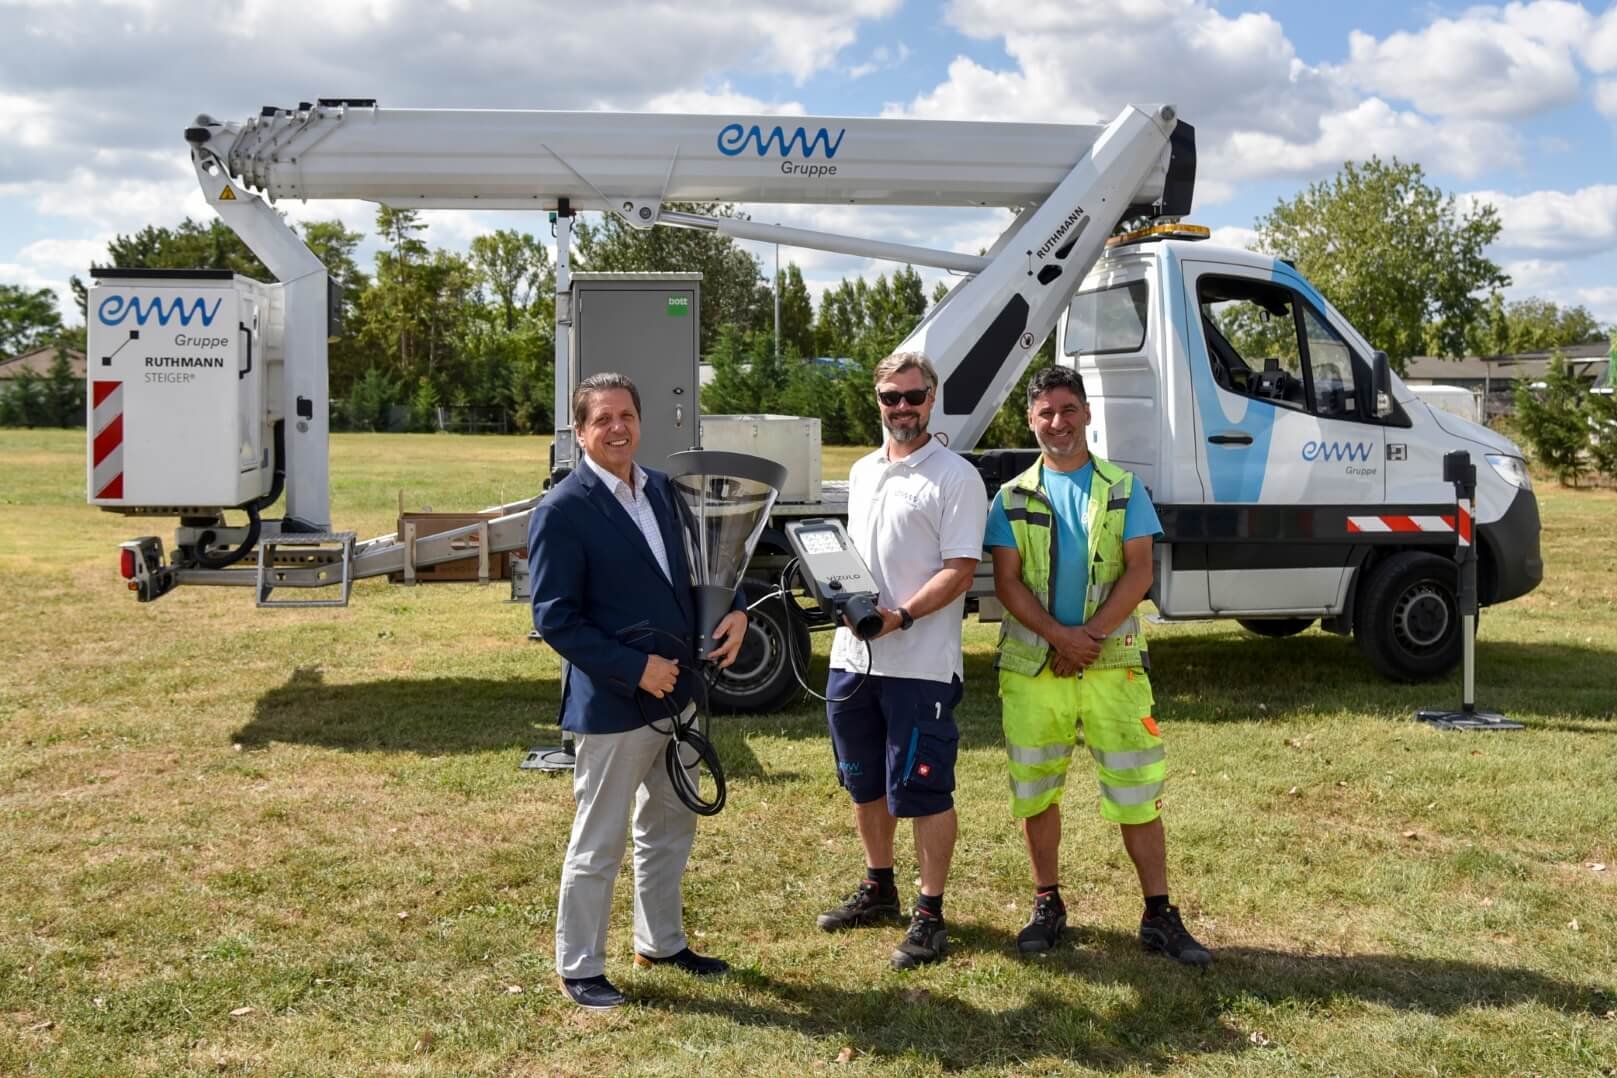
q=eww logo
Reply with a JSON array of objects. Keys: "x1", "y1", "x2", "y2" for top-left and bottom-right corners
[
  {"x1": 716, "y1": 123, "x2": 846, "y2": 159},
  {"x1": 1301, "y1": 440, "x2": 1374, "y2": 463},
  {"x1": 97, "y1": 294, "x2": 223, "y2": 328}
]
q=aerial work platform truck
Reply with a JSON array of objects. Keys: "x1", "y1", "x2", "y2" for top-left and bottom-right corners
[{"x1": 88, "y1": 99, "x2": 1541, "y2": 710}]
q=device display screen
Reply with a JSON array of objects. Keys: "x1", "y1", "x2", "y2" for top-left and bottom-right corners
[{"x1": 796, "y1": 529, "x2": 843, "y2": 556}]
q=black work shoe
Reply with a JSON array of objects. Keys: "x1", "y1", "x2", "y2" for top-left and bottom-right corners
[
  {"x1": 560, "y1": 975, "x2": 627, "y2": 1009},
  {"x1": 1016, "y1": 894, "x2": 1067, "y2": 954},
  {"x1": 816, "y1": 879, "x2": 903, "y2": 932},
  {"x1": 890, "y1": 909, "x2": 948, "y2": 970},
  {"x1": 1139, "y1": 905, "x2": 1212, "y2": 967},
  {"x1": 634, "y1": 947, "x2": 730, "y2": 977}
]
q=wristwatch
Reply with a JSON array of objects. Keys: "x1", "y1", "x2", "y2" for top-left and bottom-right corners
[{"x1": 898, "y1": 607, "x2": 914, "y2": 631}]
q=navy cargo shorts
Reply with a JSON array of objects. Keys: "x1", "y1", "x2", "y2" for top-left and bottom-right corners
[{"x1": 825, "y1": 671, "x2": 962, "y2": 818}]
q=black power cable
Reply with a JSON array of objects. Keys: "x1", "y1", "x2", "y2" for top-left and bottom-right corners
[{"x1": 620, "y1": 623, "x2": 729, "y2": 816}]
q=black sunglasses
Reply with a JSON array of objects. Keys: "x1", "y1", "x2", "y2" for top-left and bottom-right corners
[{"x1": 877, "y1": 388, "x2": 931, "y2": 407}]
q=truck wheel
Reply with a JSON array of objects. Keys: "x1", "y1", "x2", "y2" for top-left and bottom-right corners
[
  {"x1": 1353, "y1": 552, "x2": 1461, "y2": 682},
  {"x1": 1237, "y1": 617, "x2": 1315, "y2": 638},
  {"x1": 708, "y1": 580, "x2": 810, "y2": 715}
]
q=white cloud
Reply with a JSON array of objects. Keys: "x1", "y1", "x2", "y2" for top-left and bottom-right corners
[
  {"x1": 1212, "y1": 99, "x2": 1518, "y2": 181},
  {"x1": 1501, "y1": 258, "x2": 1569, "y2": 293},
  {"x1": 1459, "y1": 184, "x2": 1617, "y2": 258},
  {"x1": 1580, "y1": 5, "x2": 1617, "y2": 70},
  {"x1": 1595, "y1": 78, "x2": 1617, "y2": 118},
  {"x1": 1574, "y1": 285, "x2": 1617, "y2": 323},
  {"x1": 641, "y1": 84, "x2": 807, "y2": 116},
  {"x1": 1209, "y1": 225, "x2": 1259, "y2": 251},
  {"x1": 889, "y1": 0, "x2": 1532, "y2": 196},
  {"x1": 848, "y1": 42, "x2": 909, "y2": 80},
  {"x1": 1339, "y1": 2, "x2": 1590, "y2": 119}
]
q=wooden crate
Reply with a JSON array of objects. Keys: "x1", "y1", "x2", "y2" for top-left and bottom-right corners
[{"x1": 388, "y1": 511, "x2": 511, "y2": 583}]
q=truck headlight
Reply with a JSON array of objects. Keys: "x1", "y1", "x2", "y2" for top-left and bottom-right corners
[{"x1": 1486, "y1": 453, "x2": 1532, "y2": 491}]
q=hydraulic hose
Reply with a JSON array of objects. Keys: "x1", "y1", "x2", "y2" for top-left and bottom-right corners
[{"x1": 191, "y1": 421, "x2": 285, "y2": 570}]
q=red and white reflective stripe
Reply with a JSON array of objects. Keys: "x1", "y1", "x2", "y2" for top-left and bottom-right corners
[
  {"x1": 1346, "y1": 514, "x2": 1453, "y2": 534},
  {"x1": 1346, "y1": 507, "x2": 1471, "y2": 544},
  {"x1": 91, "y1": 380, "x2": 124, "y2": 500}
]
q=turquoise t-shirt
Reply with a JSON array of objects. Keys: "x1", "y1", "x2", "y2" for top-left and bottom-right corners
[{"x1": 983, "y1": 462, "x2": 1163, "y2": 626}]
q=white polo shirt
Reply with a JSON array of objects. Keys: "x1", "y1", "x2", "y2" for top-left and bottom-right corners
[{"x1": 829, "y1": 436, "x2": 988, "y2": 684}]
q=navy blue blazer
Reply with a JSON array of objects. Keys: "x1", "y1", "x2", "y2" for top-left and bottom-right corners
[{"x1": 528, "y1": 460, "x2": 725, "y2": 735}]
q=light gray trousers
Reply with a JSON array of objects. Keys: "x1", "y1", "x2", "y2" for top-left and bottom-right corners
[{"x1": 555, "y1": 723, "x2": 697, "y2": 979}]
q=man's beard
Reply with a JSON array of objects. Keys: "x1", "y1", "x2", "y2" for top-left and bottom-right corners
[
  {"x1": 885, "y1": 413, "x2": 927, "y2": 443},
  {"x1": 1034, "y1": 429, "x2": 1084, "y2": 459}
]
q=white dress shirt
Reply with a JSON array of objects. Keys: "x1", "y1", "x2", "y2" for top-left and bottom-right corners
[{"x1": 582, "y1": 451, "x2": 672, "y2": 585}]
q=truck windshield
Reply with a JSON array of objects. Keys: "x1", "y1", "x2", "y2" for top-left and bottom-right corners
[{"x1": 1066, "y1": 280, "x2": 1149, "y2": 356}]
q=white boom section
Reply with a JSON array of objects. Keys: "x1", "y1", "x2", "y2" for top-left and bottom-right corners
[
  {"x1": 190, "y1": 100, "x2": 1186, "y2": 453},
  {"x1": 208, "y1": 104, "x2": 1170, "y2": 211}
]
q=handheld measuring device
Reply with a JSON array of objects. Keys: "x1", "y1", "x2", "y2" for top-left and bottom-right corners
[{"x1": 783, "y1": 518, "x2": 884, "y2": 640}]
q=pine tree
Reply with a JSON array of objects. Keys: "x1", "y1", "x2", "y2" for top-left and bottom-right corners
[{"x1": 1514, "y1": 353, "x2": 1589, "y2": 486}]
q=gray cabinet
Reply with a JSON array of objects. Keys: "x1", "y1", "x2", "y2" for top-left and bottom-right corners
[{"x1": 572, "y1": 273, "x2": 701, "y2": 472}]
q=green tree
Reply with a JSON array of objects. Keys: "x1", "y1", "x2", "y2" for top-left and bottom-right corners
[
  {"x1": 701, "y1": 323, "x2": 759, "y2": 415},
  {"x1": 1466, "y1": 294, "x2": 1608, "y2": 356},
  {"x1": 0, "y1": 285, "x2": 64, "y2": 357},
  {"x1": 1254, "y1": 157, "x2": 1507, "y2": 372},
  {"x1": 41, "y1": 345, "x2": 83, "y2": 427},
  {"x1": 775, "y1": 262, "x2": 815, "y2": 358},
  {"x1": 1514, "y1": 353, "x2": 1589, "y2": 485},
  {"x1": 409, "y1": 376, "x2": 442, "y2": 433},
  {"x1": 1588, "y1": 388, "x2": 1617, "y2": 484},
  {"x1": 0, "y1": 367, "x2": 47, "y2": 427},
  {"x1": 469, "y1": 230, "x2": 552, "y2": 332},
  {"x1": 72, "y1": 218, "x2": 273, "y2": 315},
  {"x1": 342, "y1": 366, "x2": 401, "y2": 432},
  {"x1": 300, "y1": 219, "x2": 371, "y2": 394},
  {"x1": 572, "y1": 204, "x2": 769, "y2": 352}
]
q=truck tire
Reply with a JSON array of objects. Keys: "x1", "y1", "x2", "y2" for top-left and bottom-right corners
[
  {"x1": 1237, "y1": 617, "x2": 1315, "y2": 638},
  {"x1": 1353, "y1": 551, "x2": 1461, "y2": 682},
  {"x1": 708, "y1": 580, "x2": 811, "y2": 715}
]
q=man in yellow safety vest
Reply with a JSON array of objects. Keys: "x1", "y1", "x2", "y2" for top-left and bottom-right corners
[{"x1": 986, "y1": 365, "x2": 1210, "y2": 965}]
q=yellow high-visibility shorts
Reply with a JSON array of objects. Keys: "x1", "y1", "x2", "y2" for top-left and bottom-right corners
[{"x1": 999, "y1": 665, "x2": 1164, "y2": 825}]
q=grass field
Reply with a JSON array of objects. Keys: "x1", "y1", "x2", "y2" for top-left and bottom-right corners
[{"x1": 1, "y1": 428, "x2": 1614, "y2": 1076}]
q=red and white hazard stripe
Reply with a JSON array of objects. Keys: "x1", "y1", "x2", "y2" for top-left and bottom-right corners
[
  {"x1": 1346, "y1": 506, "x2": 1471, "y2": 546},
  {"x1": 91, "y1": 380, "x2": 124, "y2": 500}
]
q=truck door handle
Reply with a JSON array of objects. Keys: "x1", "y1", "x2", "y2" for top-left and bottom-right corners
[
  {"x1": 674, "y1": 405, "x2": 685, "y2": 428},
  {"x1": 1208, "y1": 432, "x2": 1253, "y2": 445}
]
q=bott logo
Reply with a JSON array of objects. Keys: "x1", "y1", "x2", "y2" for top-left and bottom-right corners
[
  {"x1": 1301, "y1": 440, "x2": 1374, "y2": 463},
  {"x1": 716, "y1": 123, "x2": 846, "y2": 159},
  {"x1": 97, "y1": 294, "x2": 222, "y2": 328}
]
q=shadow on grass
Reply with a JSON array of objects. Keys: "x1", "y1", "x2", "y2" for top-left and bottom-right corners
[
  {"x1": 1152, "y1": 632, "x2": 1617, "y2": 725},
  {"x1": 646, "y1": 923, "x2": 1612, "y2": 1072},
  {"x1": 234, "y1": 667, "x2": 773, "y2": 779}
]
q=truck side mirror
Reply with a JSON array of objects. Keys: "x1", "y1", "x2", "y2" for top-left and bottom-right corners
[{"x1": 1371, "y1": 350, "x2": 1392, "y2": 417}]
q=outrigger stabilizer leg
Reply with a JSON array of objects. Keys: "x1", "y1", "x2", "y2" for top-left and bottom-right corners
[{"x1": 1416, "y1": 450, "x2": 1522, "y2": 731}]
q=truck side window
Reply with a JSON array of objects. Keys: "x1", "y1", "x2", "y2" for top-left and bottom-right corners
[
  {"x1": 1197, "y1": 277, "x2": 1307, "y2": 412},
  {"x1": 1300, "y1": 306, "x2": 1359, "y2": 419},
  {"x1": 1066, "y1": 280, "x2": 1150, "y2": 355}
]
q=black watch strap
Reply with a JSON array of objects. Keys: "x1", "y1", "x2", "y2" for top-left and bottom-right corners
[{"x1": 898, "y1": 607, "x2": 914, "y2": 631}]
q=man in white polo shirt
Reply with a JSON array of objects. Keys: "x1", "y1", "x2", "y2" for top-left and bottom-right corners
[{"x1": 816, "y1": 351, "x2": 989, "y2": 970}]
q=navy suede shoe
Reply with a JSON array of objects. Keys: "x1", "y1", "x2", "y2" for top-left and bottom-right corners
[
  {"x1": 633, "y1": 947, "x2": 730, "y2": 976},
  {"x1": 560, "y1": 975, "x2": 627, "y2": 1009}
]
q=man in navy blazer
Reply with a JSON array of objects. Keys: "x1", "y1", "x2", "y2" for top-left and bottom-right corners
[{"x1": 528, "y1": 372, "x2": 747, "y2": 1010}]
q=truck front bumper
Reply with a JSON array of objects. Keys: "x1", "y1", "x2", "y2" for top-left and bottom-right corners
[{"x1": 1477, "y1": 486, "x2": 1542, "y2": 605}]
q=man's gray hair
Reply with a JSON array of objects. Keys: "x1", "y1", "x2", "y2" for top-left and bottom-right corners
[
  {"x1": 872, "y1": 351, "x2": 939, "y2": 390},
  {"x1": 572, "y1": 372, "x2": 642, "y2": 428}
]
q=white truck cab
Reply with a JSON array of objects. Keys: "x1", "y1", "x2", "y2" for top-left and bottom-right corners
[{"x1": 1059, "y1": 229, "x2": 1543, "y2": 679}]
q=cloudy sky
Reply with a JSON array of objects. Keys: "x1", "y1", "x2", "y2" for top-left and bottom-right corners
[{"x1": 2, "y1": 0, "x2": 1614, "y2": 327}]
